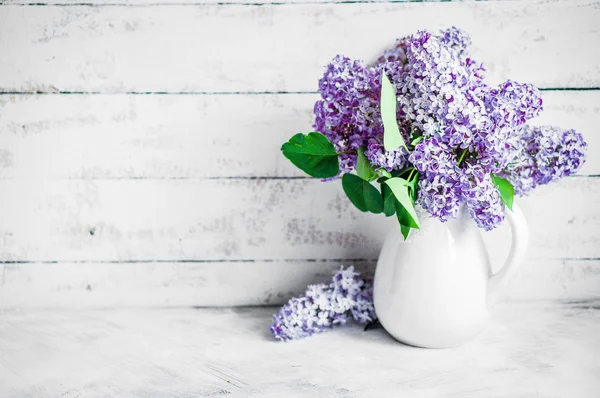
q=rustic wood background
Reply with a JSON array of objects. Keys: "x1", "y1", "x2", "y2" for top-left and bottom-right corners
[{"x1": 0, "y1": 0, "x2": 599, "y2": 308}]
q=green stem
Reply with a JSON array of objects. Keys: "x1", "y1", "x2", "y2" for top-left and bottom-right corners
[
  {"x1": 457, "y1": 148, "x2": 469, "y2": 166},
  {"x1": 398, "y1": 166, "x2": 414, "y2": 179},
  {"x1": 407, "y1": 168, "x2": 417, "y2": 182}
]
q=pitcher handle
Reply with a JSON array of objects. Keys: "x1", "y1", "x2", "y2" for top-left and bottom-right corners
[{"x1": 487, "y1": 203, "x2": 529, "y2": 306}]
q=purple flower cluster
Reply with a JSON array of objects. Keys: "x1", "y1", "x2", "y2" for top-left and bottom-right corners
[
  {"x1": 313, "y1": 56, "x2": 409, "y2": 173},
  {"x1": 313, "y1": 56, "x2": 378, "y2": 174},
  {"x1": 393, "y1": 29, "x2": 542, "y2": 229},
  {"x1": 312, "y1": 27, "x2": 585, "y2": 231},
  {"x1": 365, "y1": 136, "x2": 409, "y2": 171},
  {"x1": 439, "y1": 26, "x2": 472, "y2": 56},
  {"x1": 271, "y1": 266, "x2": 376, "y2": 341},
  {"x1": 500, "y1": 125, "x2": 587, "y2": 196}
]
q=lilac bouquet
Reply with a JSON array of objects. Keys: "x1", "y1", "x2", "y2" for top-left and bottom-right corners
[{"x1": 281, "y1": 27, "x2": 587, "y2": 237}]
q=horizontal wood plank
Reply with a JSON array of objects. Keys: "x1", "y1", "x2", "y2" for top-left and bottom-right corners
[
  {"x1": 0, "y1": 259, "x2": 598, "y2": 308},
  {"x1": 0, "y1": 91, "x2": 597, "y2": 179},
  {"x1": 0, "y1": 93, "x2": 316, "y2": 179},
  {"x1": 1, "y1": 1, "x2": 599, "y2": 92},
  {"x1": 0, "y1": 177, "x2": 597, "y2": 262},
  {"x1": 2, "y1": 0, "x2": 502, "y2": 4}
]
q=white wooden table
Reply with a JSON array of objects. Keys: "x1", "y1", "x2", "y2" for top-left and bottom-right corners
[{"x1": 1, "y1": 302, "x2": 599, "y2": 397}]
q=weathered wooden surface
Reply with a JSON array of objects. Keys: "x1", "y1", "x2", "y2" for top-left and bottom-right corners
[
  {"x1": 1, "y1": 259, "x2": 598, "y2": 308},
  {"x1": 1, "y1": 303, "x2": 599, "y2": 397},
  {"x1": 1, "y1": 91, "x2": 598, "y2": 179},
  {"x1": 2, "y1": 1, "x2": 600, "y2": 93},
  {"x1": 2, "y1": 0, "x2": 515, "y2": 4},
  {"x1": 0, "y1": 177, "x2": 598, "y2": 262}
]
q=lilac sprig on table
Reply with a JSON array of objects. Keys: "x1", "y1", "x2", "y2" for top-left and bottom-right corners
[
  {"x1": 281, "y1": 27, "x2": 587, "y2": 238},
  {"x1": 271, "y1": 266, "x2": 376, "y2": 341}
]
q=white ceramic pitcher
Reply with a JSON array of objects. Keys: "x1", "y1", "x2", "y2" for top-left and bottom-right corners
[{"x1": 373, "y1": 204, "x2": 529, "y2": 348}]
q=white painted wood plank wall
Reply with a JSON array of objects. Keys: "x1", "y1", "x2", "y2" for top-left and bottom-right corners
[
  {"x1": 2, "y1": 1, "x2": 600, "y2": 92},
  {"x1": 0, "y1": 92, "x2": 599, "y2": 179},
  {"x1": 0, "y1": 0, "x2": 599, "y2": 307}
]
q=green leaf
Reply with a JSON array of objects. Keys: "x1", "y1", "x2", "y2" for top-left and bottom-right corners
[
  {"x1": 281, "y1": 132, "x2": 339, "y2": 178},
  {"x1": 491, "y1": 174, "x2": 514, "y2": 211},
  {"x1": 381, "y1": 183, "x2": 396, "y2": 217},
  {"x1": 400, "y1": 225, "x2": 411, "y2": 240},
  {"x1": 395, "y1": 200, "x2": 419, "y2": 229},
  {"x1": 377, "y1": 168, "x2": 392, "y2": 179},
  {"x1": 380, "y1": 72, "x2": 407, "y2": 152},
  {"x1": 356, "y1": 147, "x2": 378, "y2": 181},
  {"x1": 407, "y1": 171, "x2": 420, "y2": 201},
  {"x1": 342, "y1": 174, "x2": 383, "y2": 214},
  {"x1": 385, "y1": 177, "x2": 420, "y2": 228},
  {"x1": 410, "y1": 136, "x2": 423, "y2": 146}
]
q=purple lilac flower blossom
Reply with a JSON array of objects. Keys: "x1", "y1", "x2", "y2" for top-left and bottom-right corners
[
  {"x1": 417, "y1": 174, "x2": 462, "y2": 221},
  {"x1": 271, "y1": 266, "x2": 376, "y2": 341},
  {"x1": 364, "y1": 136, "x2": 409, "y2": 172},
  {"x1": 459, "y1": 165, "x2": 505, "y2": 230},
  {"x1": 313, "y1": 56, "x2": 380, "y2": 174},
  {"x1": 396, "y1": 28, "x2": 542, "y2": 229},
  {"x1": 398, "y1": 29, "x2": 542, "y2": 165},
  {"x1": 313, "y1": 56, "x2": 409, "y2": 174},
  {"x1": 378, "y1": 39, "x2": 408, "y2": 66},
  {"x1": 500, "y1": 125, "x2": 587, "y2": 196},
  {"x1": 410, "y1": 137, "x2": 458, "y2": 176},
  {"x1": 439, "y1": 26, "x2": 472, "y2": 56}
]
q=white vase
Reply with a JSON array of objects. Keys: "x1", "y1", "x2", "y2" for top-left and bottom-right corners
[{"x1": 373, "y1": 203, "x2": 529, "y2": 348}]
